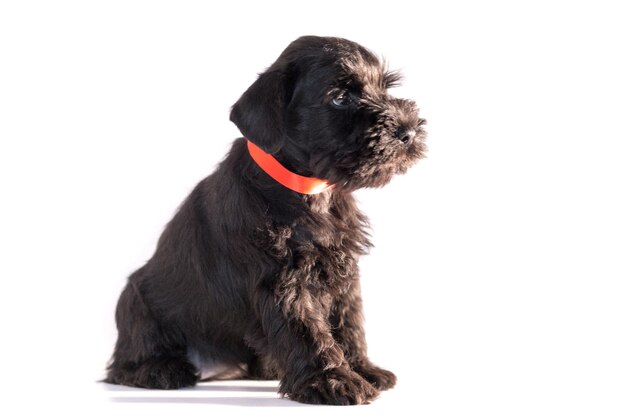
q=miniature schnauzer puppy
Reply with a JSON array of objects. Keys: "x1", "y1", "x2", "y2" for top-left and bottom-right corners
[{"x1": 105, "y1": 35, "x2": 427, "y2": 405}]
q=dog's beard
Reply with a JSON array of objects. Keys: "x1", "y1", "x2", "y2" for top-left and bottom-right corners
[
  {"x1": 307, "y1": 119, "x2": 427, "y2": 191},
  {"x1": 343, "y1": 134, "x2": 426, "y2": 190},
  {"x1": 360, "y1": 129, "x2": 426, "y2": 187}
]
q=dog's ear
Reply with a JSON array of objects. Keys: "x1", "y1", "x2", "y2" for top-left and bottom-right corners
[{"x1": 230, "y1": 68, "x2": 293, "y2": 154}]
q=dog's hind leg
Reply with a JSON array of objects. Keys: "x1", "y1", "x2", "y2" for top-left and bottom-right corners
[{"x1": 104, "y1": 275, "x2": 198, "y2": 389}]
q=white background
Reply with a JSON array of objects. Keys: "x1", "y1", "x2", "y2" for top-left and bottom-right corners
[{"x1": 1, "y1": 1, "x2": 624, "y2": 416}]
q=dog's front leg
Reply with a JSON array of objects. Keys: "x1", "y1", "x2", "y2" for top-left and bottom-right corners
[
  {"x1": 250, "y1": 286, "x2": 378, "y2": 405},
  {"x1": 331, "y1": 279, "x2": 397, "y2": 391}
]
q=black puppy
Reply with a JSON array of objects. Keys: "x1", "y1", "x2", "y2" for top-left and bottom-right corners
[{"x1": 105, "y1": 36, "x2": 426, "y2": 405}]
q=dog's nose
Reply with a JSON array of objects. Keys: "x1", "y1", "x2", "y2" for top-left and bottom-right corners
[{"x1": 394, "y1": 127, "x2": 415, "y2": 144}]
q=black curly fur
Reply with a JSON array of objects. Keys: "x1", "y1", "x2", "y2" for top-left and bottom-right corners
[{"x1": 105, "y1": 35, "x2": 426, "y2": 405}]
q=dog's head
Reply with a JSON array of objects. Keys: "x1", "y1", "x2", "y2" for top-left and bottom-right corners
[{"x1": 231, "y1": 36, "x2": 427, "y2": 190}]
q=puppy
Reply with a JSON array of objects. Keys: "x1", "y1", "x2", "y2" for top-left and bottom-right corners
[{"x1": 105, "y1": 36, "x2": 426, "y2": 405}]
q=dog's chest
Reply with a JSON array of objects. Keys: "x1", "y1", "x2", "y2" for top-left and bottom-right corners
[
  {"x1": 266, "y1": 219, "x2": 359, "y2": 296},
  {"x1": 294, "y1": 227, "x2": 356, "y2": 288}
]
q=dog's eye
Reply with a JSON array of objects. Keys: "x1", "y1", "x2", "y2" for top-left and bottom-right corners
[{"x1": 331, "y1": 93, "x2": 351, "y2": 108}]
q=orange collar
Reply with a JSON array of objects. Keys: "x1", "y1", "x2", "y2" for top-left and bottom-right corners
[{"x1": 247, "y1": 140, "x2": 333, "y2": 195}]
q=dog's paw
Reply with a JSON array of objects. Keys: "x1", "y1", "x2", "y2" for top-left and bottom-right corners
[
  {"x1": 353, "y1": 363, "x2": 397, "y2": 391},
  {"x1": 106, "y1": 357, "x2": 198, "y2": 390},
  {"x1": 287, "y1": 367, "x2": 379, "y2": 405}
]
